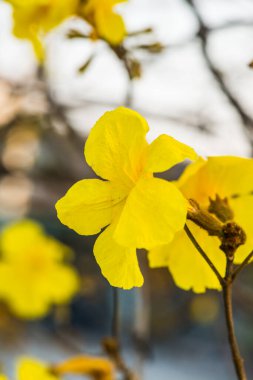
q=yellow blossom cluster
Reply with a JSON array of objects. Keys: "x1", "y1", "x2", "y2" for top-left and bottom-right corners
[
  {"x1": 56, "y1": 107, "x2": 253, "y2": 293},
  {"x1": 0, "y1": 219, "x2": 79, "y2": 318},
  {"x1": 5, "y1": 0, "x2": 127, "y2": 60},
  {"x1": 4, "y1": 0, "x2": 79, "y2": 61}
]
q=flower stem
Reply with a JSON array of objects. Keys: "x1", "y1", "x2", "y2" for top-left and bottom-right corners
[
  {"x1": 232, "y1": 250, "x2": 253, "y2": 281},
  {"x1": 184, "y1": 224, "x2": 224, "y2": 285},
  {"x1": 184, "y1": 224, "x2": 248, "y2": 379},
  {"x1": 103, "y1": 288, "x2": 137, "y2": 380},
  {"x1": 222, "y1": 281, "x2": 247, "y2": 380},
  {"x1": 112, "y1": 287, "x2": 120, "y2": 342}
]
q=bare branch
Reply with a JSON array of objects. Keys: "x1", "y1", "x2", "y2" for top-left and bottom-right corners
[
  {"x1": 184, "y1": 0, "x2": 253, "y2": 150},
  {"x1": 184, "y1": 224, "x2": 224, "y2": 285},
  {"x1": 232, "y1": 250, "x2": 253, "y2": 281}
]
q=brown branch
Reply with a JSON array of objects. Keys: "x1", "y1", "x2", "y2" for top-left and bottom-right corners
[
  {"x1": 184, "y1": 224, "x2": 224, "y2": 285},
  {"x1": 103, "y1": 338, "x2": 137, "y2": 380},
  {"x1": 185, "y1": 220, "x2": 247, "y2": 379},
  {"x1": 187, "y1": 199, "x2": 248, "y2": 379},
  {"x1": 232, "y1": 250, "x2": 253, "y2": 281},
  {"x1": 185, "y1": 0, "x2": 253, "y2": 150},
  {"x1": 223, "y1": 258, "x2": 247, "y2": 380},
  {"x1": 103, "y1": 288, "x2": 138, "y2": 380},
  {"x1": 111, "y1": 288, "x2": 120, "y2": 341}
]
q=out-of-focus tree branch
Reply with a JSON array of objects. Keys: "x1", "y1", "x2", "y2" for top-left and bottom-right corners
[{"x1": 185, "y1": 0, "x2": 253, "y2": 152}]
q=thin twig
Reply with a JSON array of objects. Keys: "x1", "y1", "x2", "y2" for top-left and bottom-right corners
[
  {"x1": 103, "y1": 288, "x2": 137, "y2": 380},
  {"x1": 184, "y1": 224, "x2": 224, "y2": 285},
  {"x1": 185, "y1": 0, "x2": 253, "y2": 150},
  {"x1": 223, "y1": 257, "x2": 247, "y2": 380},
  {"x1": 232, "y1": 250, "x2": 253, "y2": 281},
  {"x1": 185, "y1": 222, "x2": 247, "y2": 379},
  {"x1": 111, "y1": 288, "x2": 120, "y2": 342}
]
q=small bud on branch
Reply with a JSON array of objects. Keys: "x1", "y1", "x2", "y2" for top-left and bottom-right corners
[{"x1": 187, "y1": 198, "x2": 246, "y2": 258}]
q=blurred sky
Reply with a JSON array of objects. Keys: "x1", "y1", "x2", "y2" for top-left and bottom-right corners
[{"x1": 0, "y1": 0, "x2": 253, "y2": 154}]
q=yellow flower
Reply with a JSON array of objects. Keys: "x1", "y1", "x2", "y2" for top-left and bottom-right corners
[
  {"x1": 17, "y1": 358, "x2": 59, "y2": 380},
  {"x1": 0, "y1": 375, "x2": 8, "y2": 380},
  {"x1": 16, "y1": 356, "x2": 114, "y2": 380},
  {"x1": 80, "y1": 0, "x2": 126, "y2": 45},
  {"x1": 52, "y1": 355, "x2": 115, "y2": 380},
  {"x1": 56, "y1": 107, "x2": 197, "y2": 289},
  {"x1": 149, "y1": 156, "x2": 253, "y2": 293},
  {"x1": 5, "y1": 0, "x2": 78, "y2": 61},
  {"x1": 0, "y1": 219, "x2": 79, "y2": 318}
]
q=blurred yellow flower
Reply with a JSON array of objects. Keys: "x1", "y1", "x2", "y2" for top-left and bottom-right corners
[
  {"x1": 56, "y1": 107, "x2": 197, "y2": 289},
  {"x1": 149, "y1": 156, "x2": 253, "y2": 293},
  {"x1": 52, "y1": 355, "x2": 115, "y2": 380},
  {"x1": 5, "y1": 0, "x2": 78, "y2": 60},
  {"x1": 17, "y1": 358, "x2": 59, "y2": 380},
  {"x1": 80, "y1": 0, "x2": 127, "y2": 44},
  {"x1": 0, "y1": 356, "x2": 114, "y2": 380},
  {"x1": 16, "y1": 355, "x2": 114, "y2": 380},
  {"x1": 0, "y1": 220, "x2": 79, "y2": 318}
]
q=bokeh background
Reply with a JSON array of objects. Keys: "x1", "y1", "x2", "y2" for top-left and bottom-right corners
[{"x1": 0, "y1": 0, "x2": 253, "y2": 379}]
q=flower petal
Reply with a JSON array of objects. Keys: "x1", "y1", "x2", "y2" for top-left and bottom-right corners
[
  {"x1": 144, "y1": 134, "x2": 198, "y2": 173},
  {"x1": 37, "y1": 266, "x2": 79, "y2": 305},
  {"x1": 148, "y1": 245, "x2": 170, "y2": 268},
  {"x1": 0, "y1": 264, "x2": 78, "y2": 319},
  {"x1": 0, "y1": 220, "x2": 43, "y2": 260},
  {"x1": 94, "y1": 225, "x2": 144, "y2": 289},
  {"x1": 95, "y1": 8, "x2": 126, "y2": 44},
  {"x1": 84, "y1": 107, "x2": 149, "y2": 190},
  {"x1": 17, "y1": 358, "x2": 59, "y2": 380},
  {"x1": 231, "y1": 195, "x2": 253, "y2": 264},
  {"x1": 114, "y1": 177, "x2": 187, "y2": 249},
  {"x1": 149, "y1": 222, "x2": 226, "y2": 293},
  {"x1": 178, "y1": 156, "x2": 253, "y2": 264},
  {"x1": 0, "y1": 264, "x2": 50, "y2": 318},
  {"x1": 179, "y1": 156, "x2": 253, "y2": 207},
  {"x1": 56, "y1": 179, "x2": 124, "y2": 235}
]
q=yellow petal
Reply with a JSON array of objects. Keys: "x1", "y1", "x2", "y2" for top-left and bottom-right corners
[
  {"x1": 95, "y1": 8, "x2": 125, "y2": 44},
  {"x1": 177, "y1": 157, "x2": 206, "y2": 188},
  {"x1": 111, "y1": 0, "x2": 127, "y2": 4},
  {"x1": 41, "y1": 0, "x2": 78, "y2": 32},
  {"x1": 84, "y1": 107, "x2": 149, "y2": 191},
  {"x1": 144, "y1": 134, "x2": 198, "y2": 173},
  {"x1": 149, "y1": 222, "x2": 226, "y2": 293},
  {"x1": 179, "y1": 156, "x2": 253, "y2": 206},
  {"x1": 8, "y1": 0, "x2": 78, "y2": 61},
  {"x1": 0, "y1": 262, "x2": 78, "y2": 319},
  {"x1": 230, "y1": 195, "x2": 253, "y2": 264},
  {"x1": 0, "y1": 220, "x2": 78, "y2": 319},
  {"x1": 114, "y1": 177, "x2": 187, "y2": 249},
  {"x1": 37, "y1": 266, "x2": 79, "y2": 305},
  {"x1": 7, "y1": 0, "x2": 50, "y2": 6},
  {"x1": 148, "y1": 245, "x2": 170, "y2": 268},
  {"x1": 94, "y1": 224, "x2": 143, "y2": 289},
  {"x1": 0, "y1": 220, "x2": 44, "y2": 260},
  {"x1": 178, "y1": 156, "x2": 253, "y2": 264},
  {"x1": 0, "y1": 264, "x2": 49, "y2": 318},
  {"x1": 53, "y1": 356, "x2": 114, "y2": 379},
  {"x1": 17, "y1": 358, "x2": 59, "y2": 380},
  {"x1": 56, "y1": 179, "x2": 123, "y2": 235}
]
